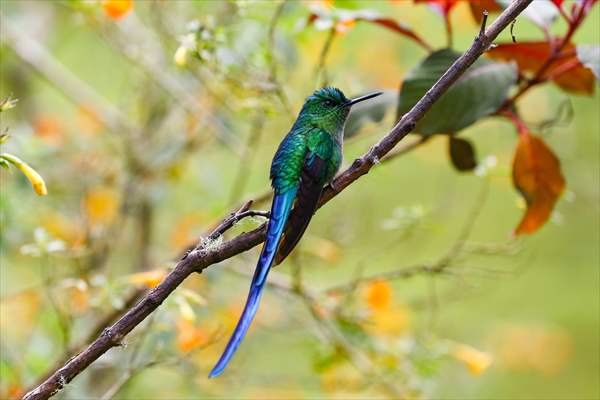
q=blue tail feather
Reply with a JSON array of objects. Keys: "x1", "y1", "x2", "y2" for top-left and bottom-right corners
[{"x1": 208, "y1": 189, "x2": 297, "y2": 378}]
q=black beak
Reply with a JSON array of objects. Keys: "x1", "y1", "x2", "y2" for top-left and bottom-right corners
[{"x1": 346, "y1": 91, "x2": 383, "y2": 107}]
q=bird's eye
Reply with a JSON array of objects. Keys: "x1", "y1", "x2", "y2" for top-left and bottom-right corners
[{"x1": 324, "y1": 100, "x2": 334, "y2": 107}]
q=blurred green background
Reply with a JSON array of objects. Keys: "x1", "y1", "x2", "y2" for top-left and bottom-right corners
[{"x1": 1, "y1": 1, "x2": 598, "y2": 399}]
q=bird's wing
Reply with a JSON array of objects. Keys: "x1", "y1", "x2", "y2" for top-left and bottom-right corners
[{"x1": 274, "y1": 150, "x2": 328, "y2": 265}]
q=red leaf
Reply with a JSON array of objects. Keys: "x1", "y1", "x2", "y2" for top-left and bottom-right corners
[
  {"x1": 414, "y1": 0, "x2": 458, "y2": 17},
  {"x1": 306, "y1": 11, "x2": 431, "y2": 51},
  {"x1": 487, "y1": 41, "x2": 595, "y2": 95},
  {"x1": 468, "y1": 0, "x2": 503, "y2": 24},
  {"x1": 512, "y1": 133, "x2": 565, "y2": 235}
]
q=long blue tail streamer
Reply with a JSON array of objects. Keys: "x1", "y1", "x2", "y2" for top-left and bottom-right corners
[{"x1": 208, "y1": 189, "x2": 297, "y2": 378}]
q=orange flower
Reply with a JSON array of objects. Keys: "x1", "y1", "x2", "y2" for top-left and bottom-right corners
[
  {"x1": 364, "y1": 279, "x2": 392, "y2": 311},
  {"x1": 34, "y1": 114, "x2": 62, "y2": 145},
  {"x1": 101, "y1": 0, "x2": 133, "y2": 20},
  {"x1": 176, "y1": 319, "x2": 208, "y2": 352}
]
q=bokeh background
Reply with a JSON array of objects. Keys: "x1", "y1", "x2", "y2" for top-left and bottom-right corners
[{"x1": 1, "y1": 1, "x2": 598, "y2": 399}]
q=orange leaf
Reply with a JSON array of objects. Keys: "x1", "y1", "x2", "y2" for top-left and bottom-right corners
[
  {"x1": 364, "y1": 279, "x2": 392, "y2": 310},
  {"x1": 512, "y1": 133, "x2": 565, "y2": 235},
  {"x1": 101, "y1": 0, "x2": 133, "y2": 20},
  {"x1": 487, "y1": 42, "x2": 595, "y2": 95}
]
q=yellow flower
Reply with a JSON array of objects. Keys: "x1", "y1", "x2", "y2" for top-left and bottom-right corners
[
  {"x1": 366, "y1": 304, "x2": 410, "y2": 336},
  {"x1": 452, "y1": 344, "x2": 493, "y2": 376},
  {"x1": 174, "y1": 46, "x2": 188, "y2": 67},
  {"x1": 1, "y1": 153, "x2": 47, "y2": 196}
]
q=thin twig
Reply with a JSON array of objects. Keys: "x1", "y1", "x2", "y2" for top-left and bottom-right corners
[
  {"x1": 228, "y1": 113, "x2": 267, "y2": 204},
  {"x1": 1, "y1": 20, "x2": 137, "y2": 135},
  {"x1": 315, "y1": 27, "x2": 336, "y2": 88},
  {"x1": 23, "y1": 3, "x2": 534, "y2": 398},
  {"x1": 326, "y1": 180, "x2": 491, "y2": 294},
  {"x1": 267, "y1": 0, "x2": 293, "y2": 117}
]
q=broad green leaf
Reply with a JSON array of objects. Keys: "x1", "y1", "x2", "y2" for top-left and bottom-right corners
[
  {"x1": 345, "y1": 90, "x2": 396, "y2": 138},
  {"x1": 577, "y1": 45, "x2": 600, "y2": 81},
  {"x1": 397, "y1": 49, "x2": 517, "y2": 136}
]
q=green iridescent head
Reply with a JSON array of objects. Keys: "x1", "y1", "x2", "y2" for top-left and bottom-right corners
[{"x1": 299, "y1": 87, "x2": 382, "y2": 136}]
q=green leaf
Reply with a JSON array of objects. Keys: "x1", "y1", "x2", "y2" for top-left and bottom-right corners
[
  {"x1": 397, "y1": 49, "x2": 517, "y2": 136},
  {"x1": 448, "y1": 136, "x2": 477, "y2": 171},
  {"x1": 0, "y1": 159, "x2": 10, "y2": 170},
  {"x1": 345, "y1": 89, "x2": 396, "y2": 138},
  {"x1": 577, "y1": 44, "x2": 600, "y2": 81}
]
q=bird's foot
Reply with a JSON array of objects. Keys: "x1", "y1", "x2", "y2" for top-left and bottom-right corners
[{"x1": 327, "y1": 180, "x2": 340, "y2": 193}]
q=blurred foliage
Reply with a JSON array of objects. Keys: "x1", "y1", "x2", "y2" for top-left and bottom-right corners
[{"x1": 0, "y1": 0, "x2": 598, "y2": 399}]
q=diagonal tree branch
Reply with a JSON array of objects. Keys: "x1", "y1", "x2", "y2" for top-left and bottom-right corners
[{"x1": 23, "y1": 1, "x2": 533, "y2": 398}]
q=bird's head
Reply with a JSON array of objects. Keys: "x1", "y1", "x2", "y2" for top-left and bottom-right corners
[{"x1": 299, "y1": 87, "x2": 382, "y2": 136}]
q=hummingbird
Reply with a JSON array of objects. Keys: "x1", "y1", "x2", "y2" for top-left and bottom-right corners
[{"x1": 209, "y1": 87, "x2": 382, "y2": 378}]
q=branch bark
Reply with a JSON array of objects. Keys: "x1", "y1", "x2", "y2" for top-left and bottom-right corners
[{"x1": 23, "y1": 1, "x2": 533, "y2": 398}]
